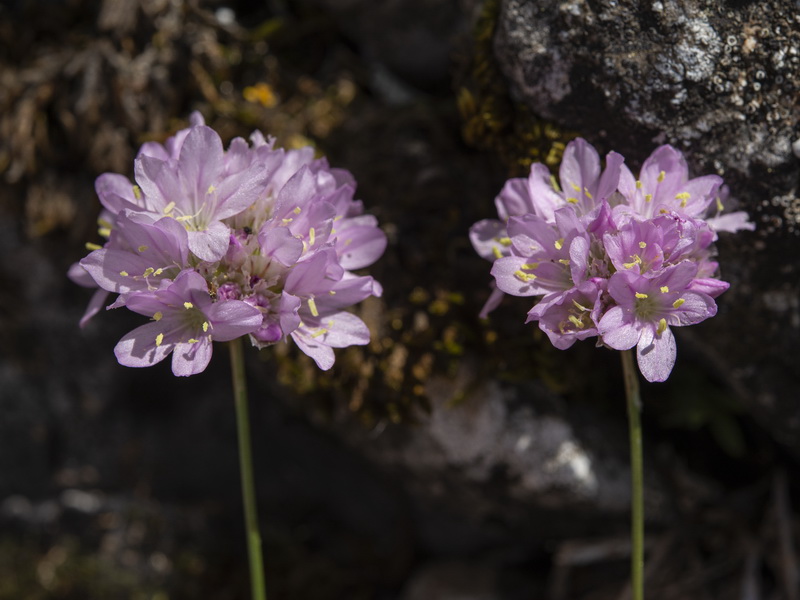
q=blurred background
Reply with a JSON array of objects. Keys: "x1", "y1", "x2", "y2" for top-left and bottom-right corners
[{"x1": 1, "y1": 0, "x2": 799, "y2": 598}]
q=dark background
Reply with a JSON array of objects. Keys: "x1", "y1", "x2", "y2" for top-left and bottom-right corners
[{"x1": 1, "y1": 0, "x2": 799, "y2": 598}]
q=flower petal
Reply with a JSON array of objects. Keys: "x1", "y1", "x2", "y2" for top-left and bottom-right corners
[{"x1": 637, "y1": 326, "x2": 676, "y2": 382}]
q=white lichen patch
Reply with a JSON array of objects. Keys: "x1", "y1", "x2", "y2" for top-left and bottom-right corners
[{"x1": 676, "y1": 19, "x2": 722, "y2": 82}]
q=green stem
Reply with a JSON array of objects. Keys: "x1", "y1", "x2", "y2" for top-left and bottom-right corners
[
  {"x1": 229, "y1": 337, "x2": 267, "y2": 600},
  {"x1": 621, "y1": 349, "x2": 644, "y2": 600}
]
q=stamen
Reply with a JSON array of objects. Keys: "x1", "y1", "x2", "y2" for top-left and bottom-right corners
[
  {"x1": 716, "y1": 197, "x2": 724, "y2": 213},
  {"x1": 675, "y1": 192, "x2": 691, "y2": 201},
  {"x1": 514, "y1": 270, "x2": 537, "y2": 282},
  {"x1": 635, "y1": 180, "x2": 642, "y2": 189},
  {"x1": 657, "y1": 171, "x2": 665, "y2": 182},
  {"x1": 163, "y1": 201, "x2": 176, "y2": 215},
  {"x1": 132, "y1": 185, "x2": 142, "y2": 200},
  {"x1": 85, "y1": 242, "x2": 102, "y2": 251},
  {"x1": 522, "y1": 262, "x2": 539, "y2": 270},
  {"x1": 154, "y1": 268, "x2": 163, "y2": 276},
  {"x1": 156, "y1": 333, "x2": 164, "y2": 346},
  {"x1": 660, "y1": 286, "x2": 669, "y2": 293},
  {"x1": 558, "y1": 258, "x2": 570, "y2": 265},
  {"x1": 308, "y1": 298, "x2": 319, "y2": 317},
  {"x1": 98, "y1": 227, "x2": 111, "y2": 238},
  {"x1": 328, "y1": 290, "x2": 336, "y2": 295},
  {"x1": 572, "y1": 299, "x2": 589, "y2": 312},
  {"x1": 293, "y1": 206, "x2": 302, "y2": 215},
  {"x1": 202, "y1": 322, "x2": 209, "y2": 332},
  {"x1": 554, "y1": 238, "x2": 564, "y2": 250},
  {"x1": 187, "y1": 338, "x2": 200, "y2": 344},
  {"x1": 207, "y1": 185, "x2": 216, "y2": 194},
  {"x1": 644, "y1": 193, "x2": 653, "y2": 202},
  {"x1": 672, "y1": 298, "x2": 685, "y2": 308},
  {"x1": 566, "y1": 197, "x2": 579, "y2": 204},
  {"x1": 568, "y1": 315, "x2": 584, "y2": 329},
  {"x1": 635, "y1": 292, "x2": 648, "y2": 299},
  {"x1": 138, "y1": 245, "x2": 148, "y2": 252},
  {"x1": 143, "y1": 267, "x2": 155, "y2": 277},
  {"x1": 570, "y1": 183, "x2": 581, "y2": 192},
  {"x1": 119, "y1": 270, "x2": 129, "y2": 277},
  {"x1": 309, "y1": 227, "x2": 316, "y2": 245},
  {"x1": 183, "y1": 302, "x2": 193, "y2": 309},
  {"x1": 657, "y1": 318, "x2": 667, "y2": 335},
  {"x1": 497, "y1": 237, "x2": 512, "y2": 246},
  {"x1": 583, "y1": 187, "x2": 593, "y2": 199},
  {"x1": 282, "y1": 218, "x2": 293, "y2": 225},
  {"x1": 550, "y1": 175, "x2": 561, "y2": 192},
  {"x1": 153, "y1": 311, "x2": 163, "y2": 321},
  {"x1": 492, "y1": 246, "x2": 503, "y2": 260},
  {"x1": 311, "y1": 328, "x2": 328, "y2": 338},
  {"x1": 639, "y1": 241, "x2": 647, "y2": 248},
  {"x1": 623, "y1": 255, "x2": 642, "y2": 269}
]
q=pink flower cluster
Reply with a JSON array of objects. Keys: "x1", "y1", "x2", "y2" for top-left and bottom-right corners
[
  {"x1": 70, "y1": 113, "x2": 386, "y2": 376},
  {"x1": 470, "y1": 138, "x2": 753, "y2": 382}
]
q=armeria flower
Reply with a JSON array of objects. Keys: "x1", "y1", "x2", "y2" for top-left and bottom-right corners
[
  {"x1": 471, "y1": 137, "x2": 752, "y2": 382},
  {"x1": 71, "y1": 113, "x2": 385, "y2": 375}
]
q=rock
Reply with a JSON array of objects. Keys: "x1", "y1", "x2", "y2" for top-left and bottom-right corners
[{"x1": 493, "y1": 0, "x2": 800, "y2": 458}]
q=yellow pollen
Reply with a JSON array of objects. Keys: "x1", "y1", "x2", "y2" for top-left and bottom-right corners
[
  {"x1": 568, "y1": 315, "x2": 584, "y2": 329},
  {"x1": 550, "y1": 175, "x2": 561, "y2": 192},
  {"x1": 293, "y1": 206, "x2": 302, "y2": 215},
  {"x1": 639, "y1": 241, "x2": 647, "y2": 248},
  {"x1": 716, "y1": 197, "x2": 724, "y2": 213},
  {"x1": 327, "y1": 320, "x2": 334, "y2": 328},
  {"x1": 660, "y1": 286, "x2": 669, "y2": 293},
  {"x1": 311, "y1": 328, "x2": 328, "y2": 338},
  {"x1": 657, "y1": 171, "x2": 665, "y2": 182},
  {"x1": 675, "y1": 192, "x2": 691, "y2": 200},
  {"x1": 309, "y1": 227, "x2": 316, "y2": 245},
  {"x1": 308, "y1": 298, "x2": 319, "y2": 317},
  {"x1": 554, "y1": 238, "x2": 564, "y2": 250},
  {"x1": 138, "y1": 245, "x2": 148, "y2": 252},
  {"x1": 659, "y1": 208, "x2": 668, "y2": 214},
  {"x1": 98, "y1": 227, "x2": 111, "y2": 238},
  {"x1": 657, "y1": 318, "x2": 667, "y2": 335},
  {"x1": 207, "y1": 185, "x2": 216, "y2": 194},
  {"x1": 98, "y1": 218, "x2": 113, "y2": 229},
  {"x1": 119, "y1": 270, "x2": 129, "y2": 277},
  {"x1": 566, "y1": 197, "x2": 579, "y2": 204},
  {"x1": 522, "y1": 262, "x2": 539, "y2": 270},
  {"x1": 132, "y1": 185, "x2": 142, "y2": 200},
  {"x1": 635, "y1": 292, "x2": 649, "y2": 299},
  {"x1": 497, "y1": 237, "x2": 512, "y2": 246},
  {"x1": 558, "y1": 258, "x2": 570, "y2": 265},
  {"x1": 635, "y1": 180, "x2": 642, "y2": 189},
  {"x1": 282, "y1": 218, "x2": 293, "y2": 225},
  {"x1": 183, "y1": 302, "x2": 193, "y2": 309},
  {"x1": 154, "y1": 268, "x2": 163, "y2": 276},
  {"x1": 680, "y1": 199, "x2": 688, "y2": 208},
  {"x1": 583, "y1": 187, "x2": 593, "y2": 199},
  {"x1": 175, "y1": 215, "x2": 194, "y2": 222},
  {"x1": 85, "y1": 242, "x2": 102, "y2": 251},
  {"x1": 672, "y1": 298, "x2": 685, "y2": 308},
  {"x1": 570, "y1": 183, "x2": 581, "y2": 192},
  {"x1": 328, "y1": 290, "x2": 336, "y2": 295},
  {"x1": 143, "y1": 267, "x2": 155, "y2": 277},
  {"x1": 644, "y1": 193, "x2": 653, "y2": 203},
  {"x1": 155, "y1": 333, "x2": 164, "y2": 347},
  {"x1": 163, "y1": 201, "x2": 176, "y2": 215},
  {"x1": 514, "y1": 270, "x2": 537, "y2": 282},
  {"x1": 202, "y1": 322, "x2": 209, "y2": 332},
  {"x1": 344, "y1": 239, "x2": 353, "y2": 246},
  {"x1": 492, "y1": 246, "x2": 503, "y2": 260},
  {"x1": 153, "y1": 312, "x2": 163, "y2": 321},
  {"x1": 623, "y1": 255, "x2": 642, "y2": 269},
  {"x1": 187, "y1": 338, "x2": 199, "y2": 344}
]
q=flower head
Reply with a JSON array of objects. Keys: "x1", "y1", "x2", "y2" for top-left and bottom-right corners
[
  {"x1": 471, "y1": 137, "x2": 752, "y2": 382},
  {"x1": 72, "y1": 113, "x2": 386, "y2": 375}
]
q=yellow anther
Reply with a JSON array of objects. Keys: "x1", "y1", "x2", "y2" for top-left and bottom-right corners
[
  {"x1": 293, "y1": 206, "x2": 302, "y2": 215},
  {"x1": 572, "y1": 299, "x2": 589, "y2": 312},
  {"x1": 309, "y1": 227, "x2": 316, "y2": 245},
  {"x1": 623, "y1": 255, "x2": 642, "y2": 269},
  {"x1": 635, "y1": 180, "x2": 643, "y2": 189},
  {"x1": 657, "y1": 171, "x2": 666, "y2": 182},
  {"x1": 154, "y1": 268, "x2": 163, "y2": 276},
  {"x1": 153, "y1": 312, "x2": 163, "y2": 321},
  {"x1": 570, "y1": 183, "x2": 581, "y2": 192},
  {"x1": 202, "y1": 322, "x2": 209, "y2": 332},
  {"x1": 308, "y1": 297, "x2": 319, "y2": 317},
  {"x1": 566, "y1": 197, "x2": 579, "y2": 204},
  {"x1": 143, "y1": 267, "x2": 155, "y2": 277},
  {"x1": 138, "y1": 245, "x2": 148, "y2": 252},
  {"x1": 119, "y1": 270, "x2": 129, "y2": 277},
  {"x1": 716, "y1": 197, "x2": 724, "y2": 213},
  {"x1": 550, "y1": 175, "x2": 561, "y2": 192},
  {"x1": 492, "y1": 246, "x2": 503, "y2": 260},
  {"x1": 675, "y1": 192, "x2": 691, "y2": 200},
  {"x1": 568, "y1": 315, "x2": 585, "y2": 329},
  {"x1": 97, "y1": 218, "x2": 113, "y2": 230},
  {"x1": 327, "y1": 320, "x2": 335, "y2": 328},
  {"x1": 187, "y1": 338, "x2": 199, "y2": 344},
  {"x1": 207, "y1": 185, "x2": 216, "y2": 194},
  {"x1": 672, "y1": 298, "x2": 685, "y2": 308},
  {"x1": 639, "y1": 241, "x2": 647, "y2": 248},
  {"x1": 163, "y1": 201, "x2": 176, "y2": 215},
  {"x1": 311, "y1": 328, "x2": 328, "y2": 338},
  {"x1": 558, "y1": 258, "x2": 571, "y2": 265},
  {"x1": 85, "y1": 242, "x2": 102, "y2": 251},
  {"x1": 659, "y1": 208, "x2": 668, "y2": 214},
  {"x1": 680, "y1": 198, "x2": 688, "y2": 208},
  {"x1": 554, "y1": 238, "x2": 564, "y2": 250},
  {"x1": 522, "y1": 262, "x2": 539, "y2": 270},
  {"x1": 175, "y1": 215, "x2": 194, "y2": 222},
  {"x1": 635, "y1": 292, "x2": 649, "y2": 299},
  {"x1": 497, "y1": 237, "x2": 512, "y2": 246},
  {"x1": 98, "y1": 227, "x2": 111, "y2": 238},
  {"x1": 183, "y1": 302, "x2": 193, "y2": 309},
  {"x1": 657, "y1": 318, "x2": 667, "y2": 335},
  {"x1": 644, "y1": 193, "x2": 653, "y2": 202},
  {"x1": 132, "y1": 185, "x2": 142, "y2": 200},
  {"x1": 282, "y1": 218, "x2": 293, "y2": 225},
  {"x1": 329, "y1": 290, "x2": 336, "y2": 295},
  {"x1": 660, "y1": 286, "x2": 669, "y2": 293},
  {"x1": 344, "y1": 239, "x2": 353, "y2": 246},
  {"x1": 155, "y1": 333, "x2": 164, "y2": 347},
  {"x1": 514, "y1": 270, "x2": 537, "y2": 282},
  {"x1": 583, "y1": 187, "x2": 593, "y2": 199}
]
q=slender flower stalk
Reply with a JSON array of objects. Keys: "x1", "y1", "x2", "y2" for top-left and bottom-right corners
[
  {"x1": 230, "y1": 337, "x2": 267, "y2": 600},
  {"x1": 621, "y1": 349, "x2": 644, "y2": 600}
]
